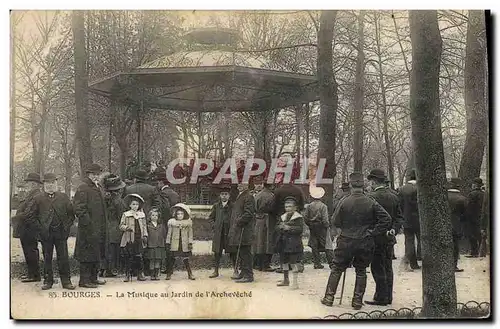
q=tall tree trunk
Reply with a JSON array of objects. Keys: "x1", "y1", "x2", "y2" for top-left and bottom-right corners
[
  {"x1": 116, "y1": 136, "x2": 128, "y2": 178},
  {"x1": 458, "y1": 10, "x2": 487, "y2": 195},
  {"x1": 72, "y1": 11, "x2": 93, "y2": 174},
  {"x1": 353, "y1": 11, "x2": 365, "y2": 173},
  {"x1": 10, "y1": 18, "x2": 16, "y2": 197},
  {"x1": 317, "y1": 10, "x2": 338, "y2": 205},
  {"x1": 374, "y1": 12, "x2": 395, "y2": 188},
  {"x1": 409, "y1": 10, "x2": 457, "y2": 317}
]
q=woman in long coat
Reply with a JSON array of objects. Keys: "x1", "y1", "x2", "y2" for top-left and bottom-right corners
[{"x1": 252, "y1": 181, "x2": 276, "y2": 271}]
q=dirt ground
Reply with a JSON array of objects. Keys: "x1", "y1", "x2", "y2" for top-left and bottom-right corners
[{"x1": 10, "y1": 235, "x2": 490, "y2": 319}]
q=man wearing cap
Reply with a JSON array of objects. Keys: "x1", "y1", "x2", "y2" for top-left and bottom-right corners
[
  {"x1": 447, "y1": 178, "x2": 467, "y2": 272},
  {"x1": 73, "y1": 164, "x2": 108, "y2": 288},
  {"x1": 398, "y1": 169, "x2": 421, "y2": 270},
  {"x1": 12, "y1": 173, "x2": 43, "y2": 282},
  {"x1": 252, "y1": 175, "x2": 277, "y2": 272},
  {"x1": 227, "y1": 182, "x2": 256, "y2": 283},
  {"x1": 465, "y1": 178, "x2": 485, "y2": 258},
  {"x1": 208, "y1": 180, "x2": 233, "y2": 278},
  {"x1": 304, "y1": 186, "x2": 334, "y2": 269},
  {"x1": 30, "y1": 173, "x2": 76, "y2": 290},
  {"x1": 103, "y1": 174, "x2": 127, "y2": 277},
  {"x1": 321, "y1": 172, "x2": 391, "y2": 310},
  {"x1": 365, "y1": 169, "x2": 404, "y2": 306}
]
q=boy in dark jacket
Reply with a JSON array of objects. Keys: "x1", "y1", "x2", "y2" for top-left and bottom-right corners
[{"x1": 276, "y1": 196, "x2": 304, "y2": 290}]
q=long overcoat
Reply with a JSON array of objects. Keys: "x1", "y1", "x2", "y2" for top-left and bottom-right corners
[
  {"x1": 275, "y1": 211, "x2": 304, "y2": 254},
  {"x1": 157, "y1": 186, "x2": 180, "y2": 224},
  {"x1": 12, "y1": 188, "x2": 41, "y2": 239},
  {"x1": 398, "y1": 181, "x2": 420, "y2": 231},
  {"x1": 73, "y1": 177, "x2": 107, "y2": 263},
  {"x1": 303, "y1": 200, "x2": 333, "y2": 251},
  {"x1": 208, "y1": 200, "x2": 232, "y2": 254},
  {"x1": 253, "y1": 188, "x2": 277, "y2": 254},
  {"x1": 228, "y1": 190, "x2": 256, "y2": 247},
  {"x1": 104, "y1": 191, "x2": 126, "y2": 244},
  {"x1": 447, "y1": 189, "x2": 467, "y2": 236},
  {"x1": 465, "y1": 188, "x2": 485, "y2": 235}
]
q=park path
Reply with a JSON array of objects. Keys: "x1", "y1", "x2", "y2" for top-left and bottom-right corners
[{"x1": 11, "y1": 251, "x2": 490, "y2": 319}]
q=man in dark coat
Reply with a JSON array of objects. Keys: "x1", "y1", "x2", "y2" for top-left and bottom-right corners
[
  {"x1": 73, "y1": 164, "x2": 107, "y2": 288},
  {"x1": 331, "y1": 182, "x2": 351, "y2": 236},
  {"x1": 125, "y1": 170, "x2": 160, "y2": 216},
  {"x1": 155, "y1": 172, "x2": 180, "y2": 224},
  {"x1": 208, "y1": 182, "x2": 233, "y2": 278},
  {"x1": 12, "y1": 173, "x2": 43, "y2": 282},
  {"x1": 447, "y1": 178, "x2": 467, "y2": 272},
  {"x1": 227, "y1": 182, "x2": 256, "y2": 283},
  {"x1": 321, "y1": 172, "x2": 391, "y2": 310},
  {"x1": 465, "y1": 178, "x2": 485, "y2": 258},
  {"x1": 252, "y1": 176, "x2": 276, "y2": 272},
  {"x1": 102, "y1": 174, "x2": 126, "y2": 277},
  {"x1": 29, "y1": 173, "x2": 75, "y2": 290},
  {"x1": 398, "y1": 169, "x2": 421, "y2": 270},
  {"x1": 365, "y1": 169, "x2": 404, "y2": 306}
]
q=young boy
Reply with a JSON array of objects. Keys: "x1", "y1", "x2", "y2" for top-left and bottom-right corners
[
  {"x1": 275, "y1": 196, "x2": 304, "y2": 290},
  {"x1": 208, "y1": 182, "x2": 233, "y2": 278}
]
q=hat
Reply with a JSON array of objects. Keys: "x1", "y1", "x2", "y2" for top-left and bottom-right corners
[
  {"x1": 341, "y1": 182, "x2": 350, "y2": 190},
  {"x1": 310, "y1": 186, "x2": 325, "y2": 199},
  {"x1": 473, "y1": 178, "x2": 484, "y2": 186},
  {"x1": 213, "y1": 179, "x2": 232, "y2": 192},
  {"x1": 104, "y1": 174, "x2": 126, "y2": 191},
  {"x1": 448, "y1": 178, "x2": 461, "y2": 190},
  {"x1": 135, "y1": 170, "x2": 149, "y2": 181},
  {"x1": 349, "y1": 172, "x2": 364, "y2": 188},
  {"x1": 367, "y1": 168, "x2": 386, "y2": 180},
  {"x1": 86, "y1": 163, "x2": 102, "y2": 174},
  {"x1": 124, "y1": 193, "x2": 145, "y2": 205},
  {"x1": 24, "y1": 172, "x2": 42, "y2": 184},
  {"x1": 283, "y1": 196, "x2": 297, "y2": 204},
  {"x1": 171, "y1": 203, "x2": 191, "y2": 218},
  {"x1": 42, "y1": 173, "x2": 58, "y2": 182}
]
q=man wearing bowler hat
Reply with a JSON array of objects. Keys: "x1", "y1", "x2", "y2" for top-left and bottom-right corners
[
  {"x1": 30, "y1": 173, "x2": 76, "y2": 290},
  {"x1": 465, "y1": 177, "x2": 485, "y2": 258},
  {"x1": 73, "y1": 164, "x2": 108, "y2": 288},
  {"x1": 365, "y1": 168, "x2": 403, "y2": 305},
  {"x1": 12, "y1": 172, "x2": 43, "y2": 282},
  {"x1": 321, "y1": 172, "x2": 391, "y2": 310}
]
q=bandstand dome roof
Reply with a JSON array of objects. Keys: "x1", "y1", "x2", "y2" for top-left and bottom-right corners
[{"x1": 88, "y1": 28, "x2": 318, "y2": 112}]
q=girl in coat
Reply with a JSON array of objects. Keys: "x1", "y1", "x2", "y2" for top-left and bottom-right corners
[
  {"x1": 165, "y1": 203, "x2": 195, "y2": 280},
  {"x1": 275, "y1": 196, "x2": 304, "y2": 290},
  {"x1": 120, "y1": 194, "x2": 148, "y2": 282},
  {"x1": 146, "y1": 208, "x2": 166, "y2": 280}
]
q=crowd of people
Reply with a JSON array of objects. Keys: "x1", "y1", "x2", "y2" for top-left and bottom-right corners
[{"x1": 11, "y1": 162, "x2": 487, "y2": 310}]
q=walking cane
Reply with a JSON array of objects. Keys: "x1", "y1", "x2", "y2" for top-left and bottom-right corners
[
  {"x1": 339, "y1": 270, "x2": 346, "y2": 305},
  {"x1": 234, "y1": 229, "x2": 245, "y2": 273}
]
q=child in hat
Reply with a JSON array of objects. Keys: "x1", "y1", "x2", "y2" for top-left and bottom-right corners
[
  {"x1": 304, "y1": 186, "x2": 334, "y2": 269},
  {"x1": 275, "y1": 196, "x2": 304, "y2": 290},
  {"x1": 120, "y1": 194, "x2": 148, "y2": 282},
  {"x1": 146, "y1": 208, "x2": 167, "y2": 280},
  {"x1": 165, "y1": 203, "x2": 195, "y2": 280}
]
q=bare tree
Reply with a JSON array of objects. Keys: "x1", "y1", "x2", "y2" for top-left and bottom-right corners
[
  {"x1": 72, "y1": 11, "x2": 93, "y2": 173},
  {"x1": 317, "y1": 10, "x2": 338, "y2": 203},
  {"x1": 352, "y1": 11, "x2": 365, "y2": 173},
  {"x1": 409, "y1": 10, "x2": 457, "y2": 317},
  {"x1": 458, "y1": 10, "x2": 487, "y2": 193}
]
